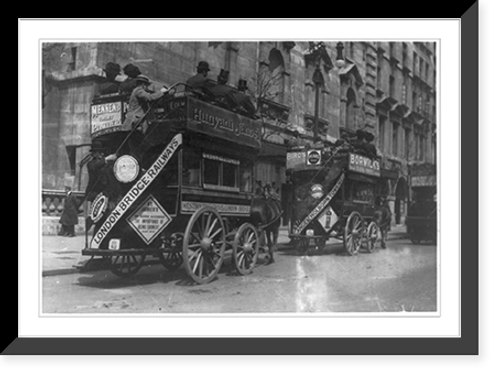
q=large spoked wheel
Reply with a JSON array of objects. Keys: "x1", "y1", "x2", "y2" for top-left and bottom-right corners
[
  {"x1": 343, "y1": 212, "x2": 365, "y2": 256},
  {"x1": 233, "y1": 223, "x2": 260, "y2": 275},
  {"x1": 183, "y1": 207, "x2": 226, "y2": 284},
  {"x1": 365, "y1": 221, "x2": 379, "y2": 253},
  {"x1": 109, "y1": 254, "x2": 146, "y2": 278}
]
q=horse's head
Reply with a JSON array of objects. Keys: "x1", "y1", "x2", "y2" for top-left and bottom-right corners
[
  {"x1": 263, "y1": 184, "x2": 272, "y2": 199},
  {"x1": 375, "y1": 196, "x2": 387, "y2": 207}
]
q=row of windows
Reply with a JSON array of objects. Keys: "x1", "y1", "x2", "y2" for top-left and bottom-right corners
[
  {"x1": 162, "y1": 147, "x2": 253, "y2": 193},
  {"x1": 378, "y1": 116, "x2": 431, "y2": 161}
]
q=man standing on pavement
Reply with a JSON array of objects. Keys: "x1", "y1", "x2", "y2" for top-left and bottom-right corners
[{"x1": 58, "y1": 185, "x2": 79, "y2": 237}]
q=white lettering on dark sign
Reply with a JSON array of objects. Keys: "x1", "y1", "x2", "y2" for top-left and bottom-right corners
[
  {"x1": 348, "y1": 153, "x2": 380, "y2": 177},
  {"x1": 294, "y1": 173, "x2": 345, "y2": 235},
  {"x1": 90, "y1": 134, "x2": 182, "y2": 249}
]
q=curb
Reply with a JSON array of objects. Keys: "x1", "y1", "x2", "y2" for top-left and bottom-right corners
[{"x1": 42, "y1": 234, "x2": 410, "y2": 277}]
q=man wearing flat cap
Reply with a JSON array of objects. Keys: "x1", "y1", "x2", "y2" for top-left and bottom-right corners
[
  {"x1": 122, "y1": 74, "x2": 168, "y2": 134},
  {"x1": 99, "y1": 62, "x2": 121, "y2": 95}
]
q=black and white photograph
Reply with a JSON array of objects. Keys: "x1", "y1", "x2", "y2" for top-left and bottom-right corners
[
  {"x1": 40, "y1": 39, "x2": 439, "y2": 314},
  {"x1": 15, "y1": 15, "x2": 485, "y2": 364}
]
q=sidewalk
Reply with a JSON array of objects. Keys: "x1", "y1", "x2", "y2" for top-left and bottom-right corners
[{"x1": 41, "y1": 225, "x2": 408, "y2": 277}]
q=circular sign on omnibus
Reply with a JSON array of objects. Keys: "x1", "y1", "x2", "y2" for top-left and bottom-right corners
[
  {"x1": 90, "y1": 193, "x2": 108, "y2": 223},
  {"x1": 307, "y1": 150, "x2": 321, "y2": 165},
  {"x1": 114, "y1": 155, "x2": 140, "y2": 183},
  {"x1": 311, "y1": 184, "x2": 324, "y2": 199}
]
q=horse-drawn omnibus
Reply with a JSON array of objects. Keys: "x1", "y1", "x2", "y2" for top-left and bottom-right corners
[
  {"x1": 286, "y1": 140, "x2": 388, "y2": 255},
  {"x1": 81, "y1": 84, "x2": 280, "y2": 284}
]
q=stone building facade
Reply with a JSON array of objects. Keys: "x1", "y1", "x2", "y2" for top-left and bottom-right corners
[{"x1": 41, "y1": 41, "x2": 437, "y2": 226}]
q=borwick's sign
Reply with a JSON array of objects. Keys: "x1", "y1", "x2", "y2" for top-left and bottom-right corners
[
  {"x1": 90, "y1": 133, "x2": 182, "y2": 249},
  {"x1": 348, "y1": 153, "x2": 381, "y2": 177}
]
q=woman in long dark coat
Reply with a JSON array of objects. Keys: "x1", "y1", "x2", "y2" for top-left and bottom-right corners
[{"x1": 59, "y1": 186, "x2": 79, "y2": 237}]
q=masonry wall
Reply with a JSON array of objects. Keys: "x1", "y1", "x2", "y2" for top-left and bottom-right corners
[{"x1": 42, "y1": 41, "x2": 437, "y2": 194}]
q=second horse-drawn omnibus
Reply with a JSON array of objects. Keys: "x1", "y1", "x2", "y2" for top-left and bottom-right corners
[{"x1": 286, "y1": 140, "x2": 385, "y2": 255}]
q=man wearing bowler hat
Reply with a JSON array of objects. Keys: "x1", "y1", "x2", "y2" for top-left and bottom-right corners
[
  {"x1": 122, "y1": 74, "x2": 168, "y2": 134},
  {"x1": 84, "y1": 140, "x2": 118, "y2": 231},
  {"x1": 85, "y1": 140, "x2": 117, "y2": 202},
  {"x1": 186, "y1": 61, "x2": 215, "y2": 97}
]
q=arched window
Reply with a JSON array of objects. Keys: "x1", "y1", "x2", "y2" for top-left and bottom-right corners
[
  {"x1": 265, "y1": 48, "x2": 285, "y2": 103},
  {"x1": 346, "y1": 88, "x2": 356, "y2": 129},
  {"x1": 268, "y1": 48, "x2": 284, "y2": 73}
]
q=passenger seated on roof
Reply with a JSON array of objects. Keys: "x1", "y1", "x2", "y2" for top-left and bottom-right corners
[
  {"x1": 186, "y1": 61, "x2": 216, "y2": 98},
  {"x1": 99, "y1": 62, "x2": 121, "y2": 95},
  {"x1": 229, "y1": 79, "x2": 256, "y2": 116},
  {"x1": 120, "y1": 63, "x2": 142, "y2": 95},
  {"x1": 210, "y1": 69, "x2": 234, "y2": 107}
]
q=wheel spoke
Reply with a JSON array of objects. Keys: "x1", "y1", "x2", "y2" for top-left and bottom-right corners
[
  {"x1": 209, "y1": 226, "x2": 223, "y2": 240},
  {"x1": 192, "y1": 252, "x2": 202, "y2": 273},
  {"x1": 237, "y1": 251, "x2": 246, "y2": 266},
  {"x1": 206, "y1": 216, "x2": 218, "y2": 237},
  {"x1": 198, "y1": 256, "x2": 204, "y2": 278},
  {"x1": 245, "y1": 231, "x2": 254, "y2": 243},
  {"x1": 189, "y1": 248, "x2": 202, "y2": 262}
]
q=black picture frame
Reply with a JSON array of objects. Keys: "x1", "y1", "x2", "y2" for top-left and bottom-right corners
[{"x1": 12, "y1": 10, "x2": 479, "y2": 356}]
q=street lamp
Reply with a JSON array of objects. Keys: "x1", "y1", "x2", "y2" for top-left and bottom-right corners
[{"x1": 310, "y1": 42, "x2": 345, "y2": 142}]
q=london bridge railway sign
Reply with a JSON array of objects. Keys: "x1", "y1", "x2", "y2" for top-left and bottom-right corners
[{"x1": 82, "y1": 89, "x2": 275, "y2": 284}]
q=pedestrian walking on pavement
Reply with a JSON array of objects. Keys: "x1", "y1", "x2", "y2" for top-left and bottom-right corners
[{"x1": 59, "y1": 185, "x2": 79, "y2": 237}]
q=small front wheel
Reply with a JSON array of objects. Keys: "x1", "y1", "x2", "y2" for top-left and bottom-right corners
[
  {"x1": 314, "y1": 237, "x2": 327, "y2": 252},
  {"x1": 109, "y1": 254, "x2": 145, "y2": 278},
  {"x1": 297, "y1": 238, "x2": 309, "y2": 255},
  {"x1": 159, "y1": 250, "x2": 183, "y2": 271}
]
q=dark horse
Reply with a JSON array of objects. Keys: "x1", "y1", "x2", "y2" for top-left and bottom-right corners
[
  {"x1": 250, "y1": 183, "x2": 282, "y2": 264},
  {"x1": 373, "y1": 196, "x2": 392, "y2": 249}
]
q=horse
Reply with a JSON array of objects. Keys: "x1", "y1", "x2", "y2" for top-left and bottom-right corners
[
  {"x1": 250, "y1": 183, "x2": 283, "y2": 264},
  {"x1": 373, "y1": 197, "x2": 392, "y2": 249}
]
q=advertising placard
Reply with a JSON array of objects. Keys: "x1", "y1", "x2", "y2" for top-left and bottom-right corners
[
  {"x1": 90, "y1": 101, "x2": 124, "y2": 137},
  {"x1": 127, "y1": 195, "x2": 172, "y2": 245},
  {"x1": 348, "y1": 153, "x2": 381, "y2": 177},
  {"x1": 286, "y1": 151, "x2": 307, "y2": 170},
  {"x1": 187, "y1": 97, "x2": 261, "y2": 149}
]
